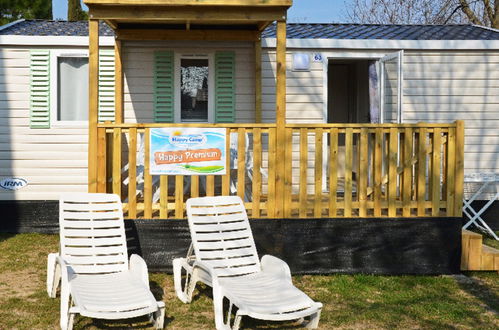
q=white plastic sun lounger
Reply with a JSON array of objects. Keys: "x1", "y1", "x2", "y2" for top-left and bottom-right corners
[
  {"x1": 47, "y1": 193, "x2": 165, "y2": 330},
  {"x1": 173, "y1": 196, "x2": 322, "y2": 330}
]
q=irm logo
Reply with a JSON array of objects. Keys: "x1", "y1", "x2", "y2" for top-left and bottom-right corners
[{"x1": 0, "y1": 178, "x2": 28, "y2": 191}]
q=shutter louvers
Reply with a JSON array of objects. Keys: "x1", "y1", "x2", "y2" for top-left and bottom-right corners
[
  {"x1": 98, "y1": 49, "x2": 115, "y2": 122},
  {"x1": 215, "y1": 51, "x2": 235, "y2": 123},
  {"x1": 153, "y1": 51, "x2": 174, "y2": 123},
  {"x1": 30, "y1": 50, "x2": 50, "y2": 128}
]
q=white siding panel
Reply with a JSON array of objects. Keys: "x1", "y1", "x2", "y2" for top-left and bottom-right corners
[
  {"x1": 0, "y1": 47, "x2": 90, "y2": 200},
  {"x1": 261, "y1": 49, "x2": 324, "y2": 124},
  {"x1": 403, "y1": 50, "x2": 499, "y2": 173}
]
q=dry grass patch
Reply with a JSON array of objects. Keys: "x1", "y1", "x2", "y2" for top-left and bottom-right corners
[{"x1": 0, "y1": 233, "x2": 498, "y2": 329}]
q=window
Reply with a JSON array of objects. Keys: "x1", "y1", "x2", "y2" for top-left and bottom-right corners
[
  {"x1": 51, "y1": 51, "x2": 89, "y2": 125},
  {"x1": 175, "y1": 54, "x2": 214, "y2": 123}
]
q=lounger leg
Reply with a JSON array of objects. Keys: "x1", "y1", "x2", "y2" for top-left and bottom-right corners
[
  {"x1": 305, "y1": 309, "x2": 322, "y2": 329},
  {"x1": 60, "y1": 289, "x2": 71, "y2": 330},
  {"x1": 47, "y1": 253, "x2": 60, "y2": 298},
  {"x1": 67, "y1": 311, "x2": 75, "y2": 330},
  {"x1": 173, "y1": 258, "x2": 196, "y2": 303},
  {"x1": 213, "y1": 282, "x2": 231, "y2": 330},
  {"x1": 154, "y1": 302, "x2": 165, "y2": 329},
  {"x1": 185, "y1": 268, "x2": 199, "y2": 303},
  {"x1": 232, "y1": 313, "x2": 242, "y2": 330}
]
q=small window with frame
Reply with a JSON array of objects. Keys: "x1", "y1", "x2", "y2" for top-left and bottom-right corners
[
  {"x1": 175, "y1": 53, "x2": 214, "y2": 123},
  {"x1": 50, "y1": 51, "x2": 89, "y2": 125}
]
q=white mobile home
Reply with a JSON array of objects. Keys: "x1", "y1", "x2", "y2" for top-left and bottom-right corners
[{"x1": 0, "y1": 19, "x2": 497, "y2": 217}]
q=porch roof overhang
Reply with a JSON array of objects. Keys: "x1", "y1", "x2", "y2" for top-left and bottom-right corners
[{"x1": 84, "y1": 0, "x2": 292, "y2": 40}]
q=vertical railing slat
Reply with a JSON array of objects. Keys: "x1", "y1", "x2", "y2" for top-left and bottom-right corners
[
  {"x1": 402, "y1": 128, "x2": 413, "y2": 217},
  {"x1": 160, "y1": 175, "x2": 168, "y2": 218},
  {"x1": 374, "y1": 128, "x2": 383, "y2": 217},
  {"x1": 97, "y1": 127, "x2": 107, "y2": 193},
  {"x1": 128, "y1": 128, "x2": 137, "y2": 218},
  {"x1": 206, "y1": 176, "x2": 215, "y2": 197},
  {"x1": 431, "y1": 128, "x2": 442, "y2": 216},
  {"x1": 191, "y1": 176, "x2": 199, "y2": 198},
  {"x1": 284, "y1": 128, "x2": 293, "y2": 217},
  {"x1": 175, "y1": 175, "x2": 183, "y2": 218},
  {"x1": 388, "y1": 128, "x2": 398, "y2": 217},
  {"x1": 112, "y1": 128, "x2": 122, "y2": 198},
  {"x1": 329, "y1": 128, "x2": 338, "y2": 217},
  {"x1": 252, "y1": 128, "x2": 262, "y2": 218},
  {"x1": 267, "y1": 128, "x2": 276, "y2": 217},
  {"x1": 237, "y1": 128, "x2": 246, "y2": 201},
  {"x1": 417, "y1": 128, "x2": 427, "y2": 216},
  {"x1": 344, "y1": 128, "x2": 353, "y2": 217},
  {"x1": 144, "y1": 128, "x2": 152, "y2": 218},
  {"x1": 359, "y1": 128, "x2": 368, "y2": 217},
  {"x1": 299, "y1": 128, "x2": 308, "y2": 218},
  {"x1": 222, "y1": 128, "x2": 230, "y2": 196},
  {"x1": 314, "y1": 128, "x2": 323, "y2": 218}
]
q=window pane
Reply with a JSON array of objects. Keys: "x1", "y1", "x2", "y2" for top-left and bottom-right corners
[
  {"x1": 58, "y1": 57, "x2": 89, "y2": 121},
  {"x1": 181, "y1": 58, "x2": 208, "y2": 122}
]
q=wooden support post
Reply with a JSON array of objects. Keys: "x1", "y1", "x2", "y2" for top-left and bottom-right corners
[
  {"x1": 255, "y1": 37, "x2": 262, "y2": 123},
  {"x1": 88, "y1": 19, "x2": 99, "y2": 193},
  {"x1": 275, "y1": 20, "x2": 286, "y2": 217},
  {"x1": 114, "y1": 39, "x2": 124, "y2": 124},
  {"x1": 455, "y1": 120, "x2": 465, "y2": 216}
]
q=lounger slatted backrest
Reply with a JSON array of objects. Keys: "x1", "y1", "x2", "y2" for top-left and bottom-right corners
[
  {"x1": 59, "y1": 193, "x2": 129, "y2": 275},
  {"x1": 186, "y1": 196, "x2": 261, "y2": 277}
]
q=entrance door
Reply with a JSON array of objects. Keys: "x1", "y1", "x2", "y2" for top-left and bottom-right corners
[
  {"x1": 380, "y1": 51, "x2": 404, "y2": 123},
  {"x1": 327, "y1": 60, "x2": 371, "y2": 125}
]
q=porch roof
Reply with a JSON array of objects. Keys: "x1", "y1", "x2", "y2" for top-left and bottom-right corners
[{"x1": 83, "y1": 0, "x2": 292, "y2": 32}]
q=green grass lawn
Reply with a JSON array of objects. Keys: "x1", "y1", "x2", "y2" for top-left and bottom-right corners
[
  {"x1": 0, "y1": 233, "x2": 498, "y2": 329},
  {"x1": 483, "y1": 231, "x2": 499, "y2": 250}
]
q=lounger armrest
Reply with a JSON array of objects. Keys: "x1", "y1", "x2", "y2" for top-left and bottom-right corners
[
  {"x1": 261, "y1": 255, "x2": 292, "y2": 282},
  {"x1": 129, "y1": 254, "x2": 150, "y2": 288}
]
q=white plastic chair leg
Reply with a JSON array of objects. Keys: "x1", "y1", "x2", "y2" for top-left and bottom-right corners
[
  {"x1": 47, "y1": 253, "x2": 60, "y2": 298},
  {"x1": 173, "y1": 258, "x2": 195, "y2": 303},
  {"x1": 60, "y1": 290, "x2": 70, "y2": 330},
  {"x1": 305, "y1": 309, "x2": 322, "y2": 329},
  {"x1": 67, "y1": 310, "x2": 76, "y2": 330},
  {"x1": 154, "y1": 302, "x2": 165, "y2": 329},
  {"x1": 213, "y1": 282, "x2": 231, "y2": 330},
  {"x1": 232, "y1": 313, "x2": 242, "y2": 330}
]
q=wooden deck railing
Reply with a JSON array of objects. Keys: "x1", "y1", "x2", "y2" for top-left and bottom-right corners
[{"x1": 95, "y1": 121, "x2": 464, "y2": 219}]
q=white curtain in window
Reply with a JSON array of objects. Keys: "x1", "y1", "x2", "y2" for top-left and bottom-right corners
[
  {"x1": 58, "y1": 57, "x2": 88, "y2": 121},
  {"x1": 368, "y1": 61, "x2": 380, "y2": 123}
]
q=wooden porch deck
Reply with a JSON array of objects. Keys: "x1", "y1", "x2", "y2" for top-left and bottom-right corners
[{"x1": 95, "y1": 121, "x2": 464, "y2": 219}]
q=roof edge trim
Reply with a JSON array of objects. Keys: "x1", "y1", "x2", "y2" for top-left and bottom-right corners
[
  {"x1": 0, "y1": 35, "x2": 115, "y2": 46},
  {"x1": 0, "y1": 19, "x2": 25, "y2": 32},
  {"x1": 472, "y1": 24, "x2": 499, "y2": 33},
  {"x1": 263, "y1": 38, "x2": 499, "y2": 50}
]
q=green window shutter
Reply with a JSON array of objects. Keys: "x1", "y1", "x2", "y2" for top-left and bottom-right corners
[
  {"x1": 30, "y1": 50, "x2": 50, "y2": 128},
  {"x1": 98, "y1": 49, "x2": 115, "y2": 122},
  {"x1": 215, "y1": 51, "x2": 235, "y2": 123},
  {"x1": 153, "y1": 51, "x2": 174, "y2": 123}
]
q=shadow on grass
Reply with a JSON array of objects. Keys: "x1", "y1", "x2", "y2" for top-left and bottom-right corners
[
  {"x1": 456, "y1": 273, "x2": 499, "y2": 314},
  {"x1": 0, "y1": 233, "x2": 16, "y2": 244}
]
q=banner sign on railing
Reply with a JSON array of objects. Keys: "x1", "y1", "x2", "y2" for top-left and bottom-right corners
[{"x1": 150, "y1": 127, "x2": 226, "y2": 175}]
